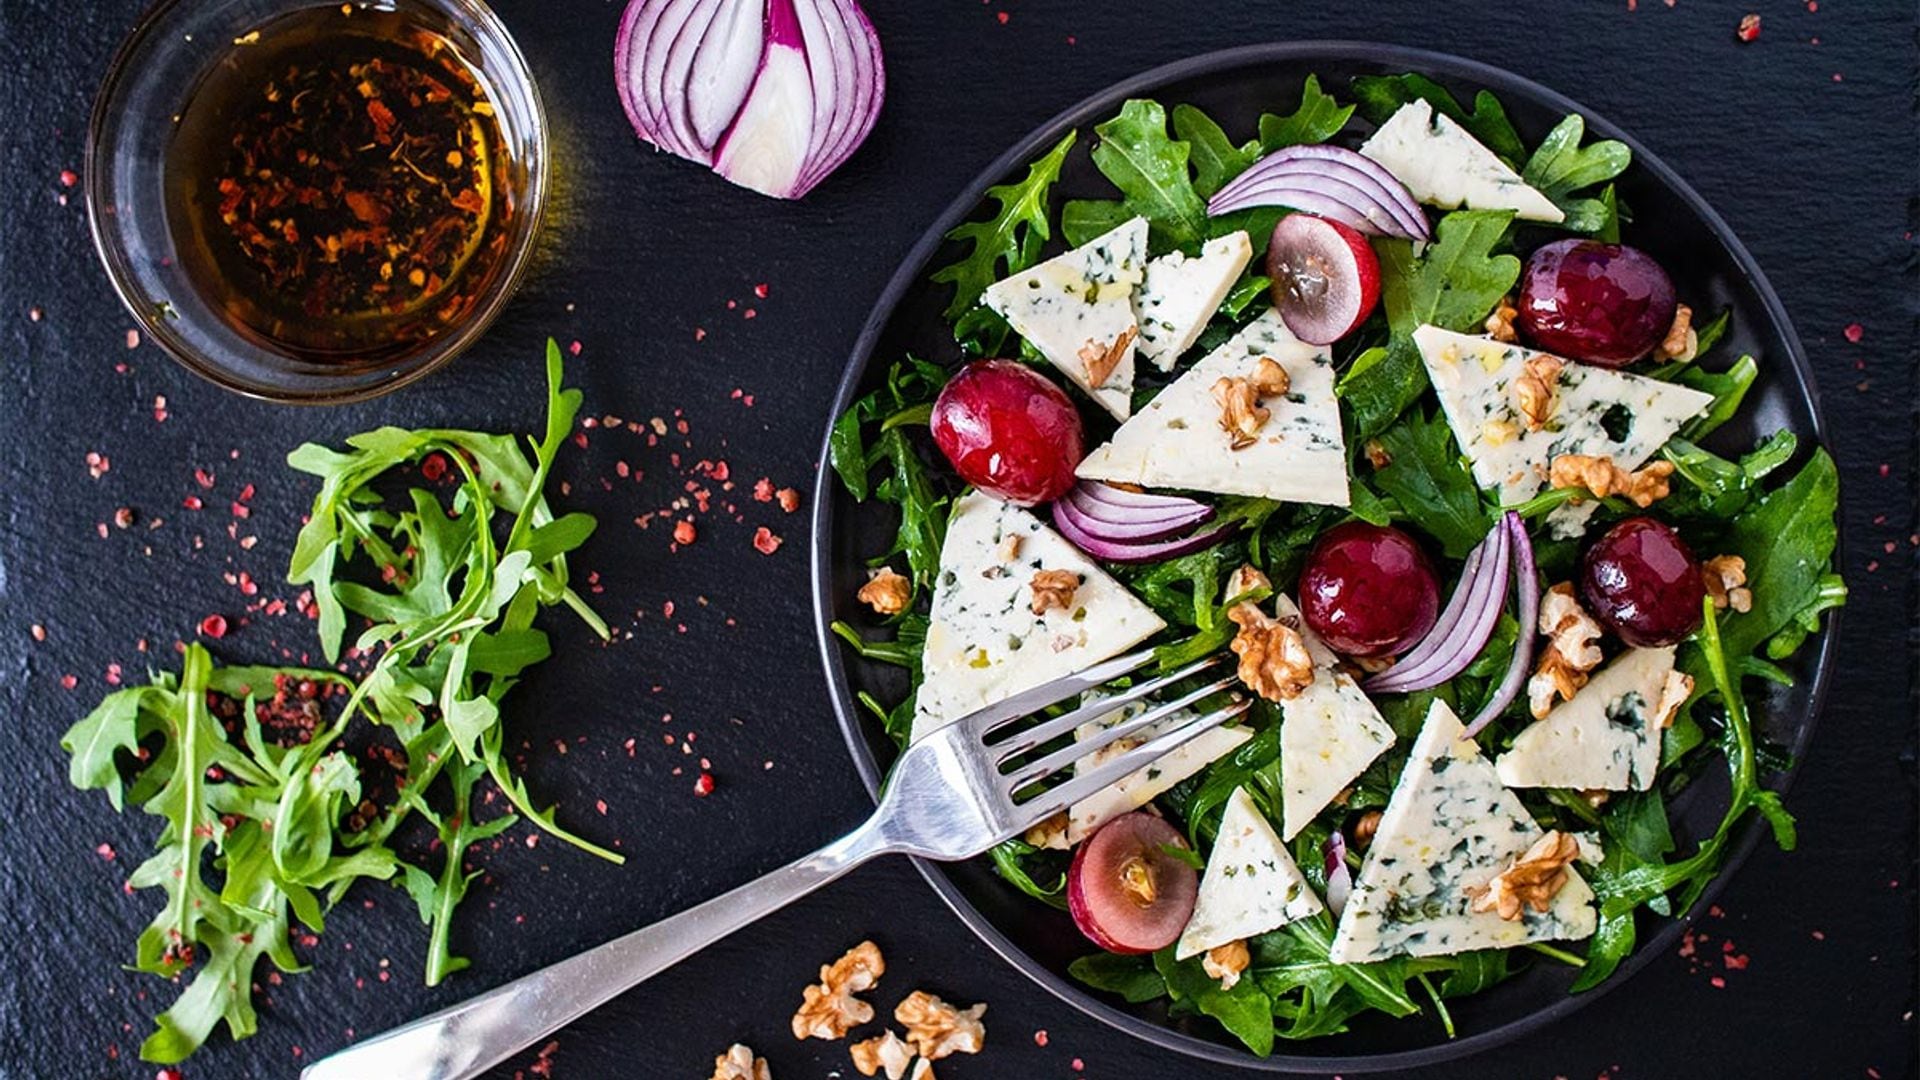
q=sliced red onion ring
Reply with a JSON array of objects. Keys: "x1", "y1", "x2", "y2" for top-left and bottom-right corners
[
  {"x1": 1365, "y1": 520, "x2": 1511, "y2": 694},
  {"x1": 1056, "y1": 494, "x2": 1207, "y2": 543},
  {"x1": 1051, "y1": 492, "x2": 1235, "y2": 564},
  {"x1": 616, "y1": 0, "x2": 885, "y2": 199},
  {"x1": 1065, "y1": 488, "x2": 1213, "y2": 531},
  {"x1": 1323, "y1": 830, "x2": 1352, "y2": 918},
  {"x1": 1465, "y1": 513, "x2": 1539, "y2": 738},
  {"x1": 1371, "y1": 531, "x2": 1491, "y2": 678},
  {"x1": 1208, "y1": 145, "x2": 1428, "y2": 241},
  {"x1": 1072, "y1": 481, "x2": 1209, "y2": 513}
]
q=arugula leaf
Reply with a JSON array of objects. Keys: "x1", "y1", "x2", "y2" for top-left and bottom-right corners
[
  {"x1": 1521, "y1": 114, "x2": 1631, "y2": 232},
  {"x1": 931, "y1": 130, "x2": 1076, "y2": 353},
  {"x1": 1069, "y1": 952, "x2": 1168, "y2": 1003},
  {"x1": 1351, "y1": 73, "x2": 1526, "y2": 164},
  {"x1": 990, "y1": 839, "x2": 1070, "y2": 909},
  {"x1": 1674, "y1": 354, "x2": 1757, "y2": 440},
  {"x1": 1174, "y1": 103, "x2": 1259, "y2": 198},
  {"x1": 1060, "y1": 198, "x2": 1134, "y2": 249},
  {"x1": 400, "y1": 758, "x2": 520, "y2": 985},
  {"x1": 1371, "y1": 408, "x2": 1491, "y2": 558},
  {"x1": 1701, "y1": 449, "x2": 1842, "y2": 663},
  {"x1": 1379, "y1": 210, "x2": 1522, "y2": 336},
  {"x1": 1080, "y1": 99, "x2": 1209, "y2": 253},
  {"x1": 1258, "y1": 74, "x2": 1355, "y2": 151},
  {"x1": 1156, "y1": 947, "x2": 1277, "y2": 1056}
]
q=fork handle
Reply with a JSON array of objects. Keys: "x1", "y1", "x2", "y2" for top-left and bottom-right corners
[{"x1": 301, "y1": 817, "x2": 897, "y2": 1080}]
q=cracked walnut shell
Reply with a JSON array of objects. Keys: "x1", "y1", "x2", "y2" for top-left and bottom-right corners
[
  {"x1": 895, "y1": 990, "x2": 987, "y2": 1060},
  {"x1": 791, "y1": 940, "x2": 885, "y2": 1041},
  {"x1": 1466, "y1": 830, "x2": 1580, "y2": 921},
  {"x1": 1228, "y1": 602, "x2": 1314, "y2": 701}
]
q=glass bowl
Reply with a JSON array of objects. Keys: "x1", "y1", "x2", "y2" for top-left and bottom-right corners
[{"x1": 86, "y1": 0, "x2": 548, "y2": 404}]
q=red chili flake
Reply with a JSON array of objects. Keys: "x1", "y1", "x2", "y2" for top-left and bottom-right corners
[
  {"x1": 753, "y1": 282, "x2": 769, "y2": 299},
  {"x1": 125, "y1": 328, "x2": 140, "y2": 349},
  {"x1": 569, "y1": 340, "x2": 583, "y2": 356},
  {"x1": 1034, "y1": 1030, "x2": 1049, "y2": 1047},
  {"x1": 30, "y1": 624, "x2": 46, "y2": 642},
  {"x1": 996, "y1": 10, "x2": 1010, "y2": 23},
  {"x1": 1844, "y1": 322, "x2": 1864, "y2": 342},
  {"x1": 743, "y1": 308, "x2": 757, "y2": 319},
  {"x1": 86, "y1": 451, "x2": 110, "y2": 478},
  {"x1": 96, "y1": 842, "x2": 116, "y2": 861},
  {"x1": 95, "y1": 522, "x2": 109, "y2": 539},
  {"x1": 59, "y1": 169, "x2": 77, "y2": 187},
  {"x1": 752, "y1": 527, "x2": 782, "y2": 555},
  {"x1": 231, "y1": 501, "x2": 251, "y2": 519},
  {"x1": 28, "y1": 307, "x2": 42, "y2": 322},
  {"x1": 692, "y1": 772, "x2": 716, "y2": 796},
  {"x1": 694, "y1": 326, "x2": 707, "y2": 341},
  {"x1": 153, "y1": 395, "x2": 169, "y2": 422},
  {"x1": 194, "y1": 468, "x2": 215, "y2": 489},
  {"x1": 776, "y1": 487, "x2": 801, "y2": 513},
  {"x1": 1736, "y1": 13, "x2": 1761, "y2": 41},
  {"x1": 752, "y1": 478, "x2": 775, "y2": 502},
  {"x1": 157, "y1": 1068, "x2": 185, "y2": 1080},
  {"x1": 673, "y1": 519, "x2": 697, "y2": 545},
  {"x1": 1709, "y1": 975, "x2": 1726, "y2": 988},
  {"x1": 1811, "y1": 930, "x2": 1825, "y2": 940},
  {"x1": 113, "y1": 507, "x2": 135, "y2": 529},
  {"x1": 1724, "y1": 952, "x2": 1750, "y2": 970},
  {"x1": 60, "y1": 674, "x2": 77, "y2": 690},
  {"x1": 572, "y1": 431, "x2": 589, "y2": 449},
  {"x1": 1807, "y1": 0, "x2": 1817, "y2": 9},
  {"x1": 419, "y1": 452, "x2": 449, "y2": 481},
  {"x1": 200, "y1": 614, "x2": 229, "y2": 639},
  {"x1": 182, "y1": 495, "x2": 203, "y2": 511},
  {"x1": 105, "y1": 663, "x2": 123, "y2": 686}
]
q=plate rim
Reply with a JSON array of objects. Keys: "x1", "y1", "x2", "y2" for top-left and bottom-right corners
[{"x1": 808, "y1": 40, "x2": 1841, "y2": 1073}]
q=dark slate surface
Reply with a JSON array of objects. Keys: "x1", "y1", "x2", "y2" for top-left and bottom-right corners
[{"x1": 1, "y1": 1, "x2": 1912, "y2": 1078}]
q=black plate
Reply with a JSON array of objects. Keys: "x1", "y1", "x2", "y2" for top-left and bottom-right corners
[{"x1": 809, "y1": 42, "x2": 1839, "y2": 1073}]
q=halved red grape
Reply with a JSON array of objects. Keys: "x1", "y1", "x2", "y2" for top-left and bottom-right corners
[
  {"x1": 1579, "y1": 516, "x2": 1705, "y2": 647},
  {"x1": 1266, "y1": 214, "x2": 1382, "y2": 345},
  {"x1": 1066, "y1": 812, "x2": 1197, "y2": 954},
  {"x1": 930, "y1": 360, "x2": 1084, "y2": 506},
  {"x1": 1517, "y1": 240, "x2": 1677, "y2": 367},
  {"x1": 1298, "y1": 522, "x2": 1440, "y2": 658}
]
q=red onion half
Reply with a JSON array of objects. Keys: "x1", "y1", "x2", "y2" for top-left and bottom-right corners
[{"x1": 616, "y1": 0, "x2": 885, "y2": 199}]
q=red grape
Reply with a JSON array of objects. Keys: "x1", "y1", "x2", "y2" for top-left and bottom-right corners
[
  {"x1": 1066, "y1": 812, "x2": 1198, "y2": 954},
  {"x1": 1517, "y1": 240, "x2": 1677, "y2": 367},
  {"x1": 930, "y1": 360, "x2": 1084, "y2": 505},
  {"x1": 1298, "y1": 522, "x2": 1440, "y2": 657},
  {"x1": 1579, "y1": 516, "x2": 1705, "y2": 647}
]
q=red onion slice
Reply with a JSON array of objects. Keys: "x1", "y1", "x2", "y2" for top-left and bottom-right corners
[
  {"x1": 1465, "y1": 513, "x2": 1538, "y2": 738},
  {"x1": 1364, "y1": 518, "x2": 1511, "y2": 693},
  {"x1": 1378, "y1": 533, "x2": 1490, "y2": 678},
  {"x1": 616, "y1": 0, "x2": 885, "y2": 199},
  {"x1": 1051, "y1": 499, "x2": 1236, "y2": 564},
  {"x1": 1072, "y1": 482, "x2": 1213, "y2": 514},
  {"x1": 1065, "y1": 488, "x2": 1212, "y2": 530},
  {"x1": 1056, "y1": 495, "x2": 1209, "y2": 544},
  {"x1": 1323, "y1": 830, "x2": 1351, "y2": 918},
  {"x1": 1208, "y1": 144, "x2": 1428, "y2": 241},
  {"x1": 1224, "y1": 145, "x2": 1431, "y2": 240}
]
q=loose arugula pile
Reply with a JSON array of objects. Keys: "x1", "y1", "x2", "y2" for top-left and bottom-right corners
[
  {"x1": 61, "y1": 343, "x2": 615, "y2": 1063},
  {"x1": 829, "y1": 74, "x2": 1843, "y2": 1052}
]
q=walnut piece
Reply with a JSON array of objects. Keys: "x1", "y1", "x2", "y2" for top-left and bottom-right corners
[
  {"x1": 1548, "y1": 453, "x2": 1675, "y2": 508},
  {"x1": 997, "y1": 534, "x2": 1024, "y2": 562},
  {"x1": 1248, "y1": 356, "x2": 1291, "y2": 396},
  {"x1": 1023, "y1": 810, "x2": 1070, "y2": 850},
  {"x1": 1228, "y1": 602, "x2": 1315, "y2": 701},
  {"x1": 1351, "y1": 809, "x2": 1383, "y2": 850},
  {"x1": 792, "y1": 941, "x2": 885, "y2": 1041},
  {"x1": 895, "y1": 991, "x2": 987, "y2": 1061},
  {"x1": 1466, "y1": 831, "x2": 1580, "y2": 921},
  {"x1": 1485, "y1": 295, "x2": 1520, "y2": 342},
  {"x1": 1654, "y1": 669, "x2": 1695, "y2": 730},
  {"x1": 909, "y1": 1061, "x2": 936, "y2": 1080},
  {"x1": 1702, "y1": 554, "x2": 1752, "y2": 613},
  {"x1": 1202, "y1": 940, "x2": 1251, "y2": 990},
  {"x1": 1527, "y1": 584, "x2": 1605, "y2": 719},
  {"x1": 712, "y1": 1044, "x2": 772, "y2": 1080},
  {"x1": 1654, "y1": 302, "x2": 1698, "y2": 363},
  {"x1": 1028, "y1": 569, "x2": 1081, "y2": 615},
  {"x1": 849, "y1": 1030, "x2": 914, "y2": 1079},
  {"x1": 858, "y1": 568, "x2": 912, "y2": 615},
  {"x1": 1363, "y1": 437, "x2": 1392, "y2": 470},
  {"x1": 1225, "y1": 563, "x2": 1272, "y2": 602},
  {"x1": 1211, "y1": 376, "x2": 1271, "y2": 450},
  {"x1": 1078, "y1": 327, "x2": 1136, "y2": 389},
  {"x1": 1512, "y1": 353, "x2": 1564, "y2": 431}
]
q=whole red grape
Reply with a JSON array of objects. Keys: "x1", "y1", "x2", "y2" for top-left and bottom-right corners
[
  {"x1": 930, "y1": 360, "x2": 1084, "y2": 506},
  {"x1": 1298, "y1": 522, "x2": 1440, "y2": 657}
]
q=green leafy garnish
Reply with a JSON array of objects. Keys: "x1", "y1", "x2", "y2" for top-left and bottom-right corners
[
  {"x1": 1370, "y1": 407, "x2": 1492, "y2": 558},
  {"x1": 1258, "y1": 74, "x2": 1356, "y2": 151},
  {"x1": 931, "y1": 130, "x2": 1076, "y2": 354},
  {"x1": 1351, "y1": 73, "x2": 1526, "y2": 164},
  {"x1": 1521, "y1": 114, "x2": 1632, "y2": 232},
  {"x1": 1174, "y1": 103, "x2": 1260, "y2": 199},
  {"x1": 827, "y1": 356, "x2": 953, "y2": 592},
  {"x1": 1076, "y1": 99, "x2": 1210, "y2": 253}
]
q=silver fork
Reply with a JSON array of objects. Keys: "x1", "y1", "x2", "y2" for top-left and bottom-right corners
[{"x1": 302, "y1": 650, "x2": 1248, "y2": 1080}]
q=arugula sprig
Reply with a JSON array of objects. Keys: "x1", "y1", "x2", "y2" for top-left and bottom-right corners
[{"x1": 931, "y1": 131, "x2": 1076, "y2": 355}]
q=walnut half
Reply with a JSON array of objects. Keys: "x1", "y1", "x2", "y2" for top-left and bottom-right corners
[
  {"x1": 1202, "y1": 940, "x2": 1251, "y2": 990},
  {"x1": 1654, "y1": 303, "x2": 1698, "y2": 363},
  {"x1": 1466, "y1": 831, "x2": 1581, "y2": 921},
  {"x1": 1028, "y1": 568, "x2": 1081, "y2": 615},
  {"x1": 849, "y1": 1030, "x2": 914, "y2": 1079},
  {"x1": 1527, "y1": 583, "x2": 1605, "y2": 719},
  {"x1": 1485, "y1": 295, "x2": 1520, "y2": 342},
  {"x1": 792, "y1": 940, "x2": 885, "y2": 1041},
  {"x1": 1703, "y1": 554, "x2": 1752, "y2": 613},
  {"x1": 712, "y1": 1044, "x2": 772, "y2": 1080},
  {"x1": 858, "y1": 567, "x2": 911, "y2": 615},
  {"x1": 1512, "y1": 353, "x2": 1564, "y2": 431},
  {"x1": 1549, "y1": 453, "x2": 1674, "y2": 508},
  {"x1": 1228, "y1": 602, "x2": 1315, "y2": 701},
  {"x1": 1078, "y1": 327, "x2": 1136, "y2": 389},
  {"x1": 895, "y1": 990, "x2": 987, "y2": 1061},
  {"x1": 1211, "y1": 358, "x2": 1291, "y2": 450}
]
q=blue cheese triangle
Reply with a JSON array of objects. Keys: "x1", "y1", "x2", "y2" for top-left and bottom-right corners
[
  {"x1": 1329, "y1": 699, "x2": 1597, "y2": 962},
  {"x1": 1063, "y1": 691, "x2": 1250, "y2": 843},
  {"x1": 1133, "y1": 231, "x2": 1253, "y2": 371},
  {"x1": 1075, "y1": 308, "x2": 1350, "y2": 506},
  {"x1": 1359, "y1": 99, "x2": 1563, "y2": 223},
  {"x1": 1175, "y1": 787, "x2": 1324, "y2": 959},
  {"x1": 1413, "y1": 325, "x2": 1713, "y2": 536},
  {"x1": 1271, "y1": 595, "x2": 1397, "y2": 839},
  {"x1": 981, "y1": 217, "x2": 1147, "y2": 420},
  {"x1": 910, "y1": 491, "x2": 1166, "y2": 743},
  {"x1": 1496, "y1": 646, "x2": 1688, "y2": 792}
]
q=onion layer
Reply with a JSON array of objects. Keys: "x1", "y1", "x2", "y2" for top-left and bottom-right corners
[
  {"x1": 1464, "y1": 513, "x2": 1539, "y2": 738},
  {"x1": 1323, "y1": 830, "x2": 1352, "y2": 918},
  {"x1": 616, "y1": 0, "x2": 885, "y2": 199},
  {"x1": 1209, "y1": 145, "x2": 1429, "y2": 241},
  {"x1": 1365, "y1": 518, "x2": 1512, "y2": 694},
  {"x1": 1051, "y1": 482, "x2": 1233, "y2": 564}
]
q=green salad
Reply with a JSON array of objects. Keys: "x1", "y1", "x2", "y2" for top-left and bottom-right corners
[{"x1": 829, "y1": 73, "x2": 1844, "y2": 1053}]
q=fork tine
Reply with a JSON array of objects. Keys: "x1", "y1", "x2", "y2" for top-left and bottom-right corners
[
  {"x1": 955, "y1": 647, "x2": 1159, "y2": 741},
  {"x1": 985, "y1": 653, "x2": 1232, "y2": 761},
  {"x1": 1015, "y1": 698, "x2": 1252, "y2": 822},
  {"x1": 998, "y1": 672, "x2": 1240, "y2": 786}
]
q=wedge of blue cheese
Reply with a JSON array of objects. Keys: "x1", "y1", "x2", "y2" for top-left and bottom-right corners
[
  {"x1": 1133, "y1": 231, "x2": 1253, "y2": 371},
  {"x1": 1496, "y1": 646, "x2": 1689, "y2": 792},
  {"x1": 1175, "y1": 786, "x2": 1324, "y2": 959},
  {"x1": 981, "y1": 216, "x2": 1147, "y2": 420},
  {"x1": 1413, "y1": 325, "x2": 1713, "y2": 535},
  {"x1": 1270, "y1": 594, "x2": 1396, "y2": 840},
  {"x1": 1359, "y1": 99, "x2": 1563, "y2": 223},
  {"x1": 1063, "y1": 691, "x2": 1251, "y2": 844},
  {"x1": 1076, "y1": 307, "x2": 1351, "y2": 506},
  {"x1": 1328, "y1": 699, "x2": 1597, "y2": 962},
  {"x1": 910, "y1": 491, "x2": 1166, "y2": 744}
]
